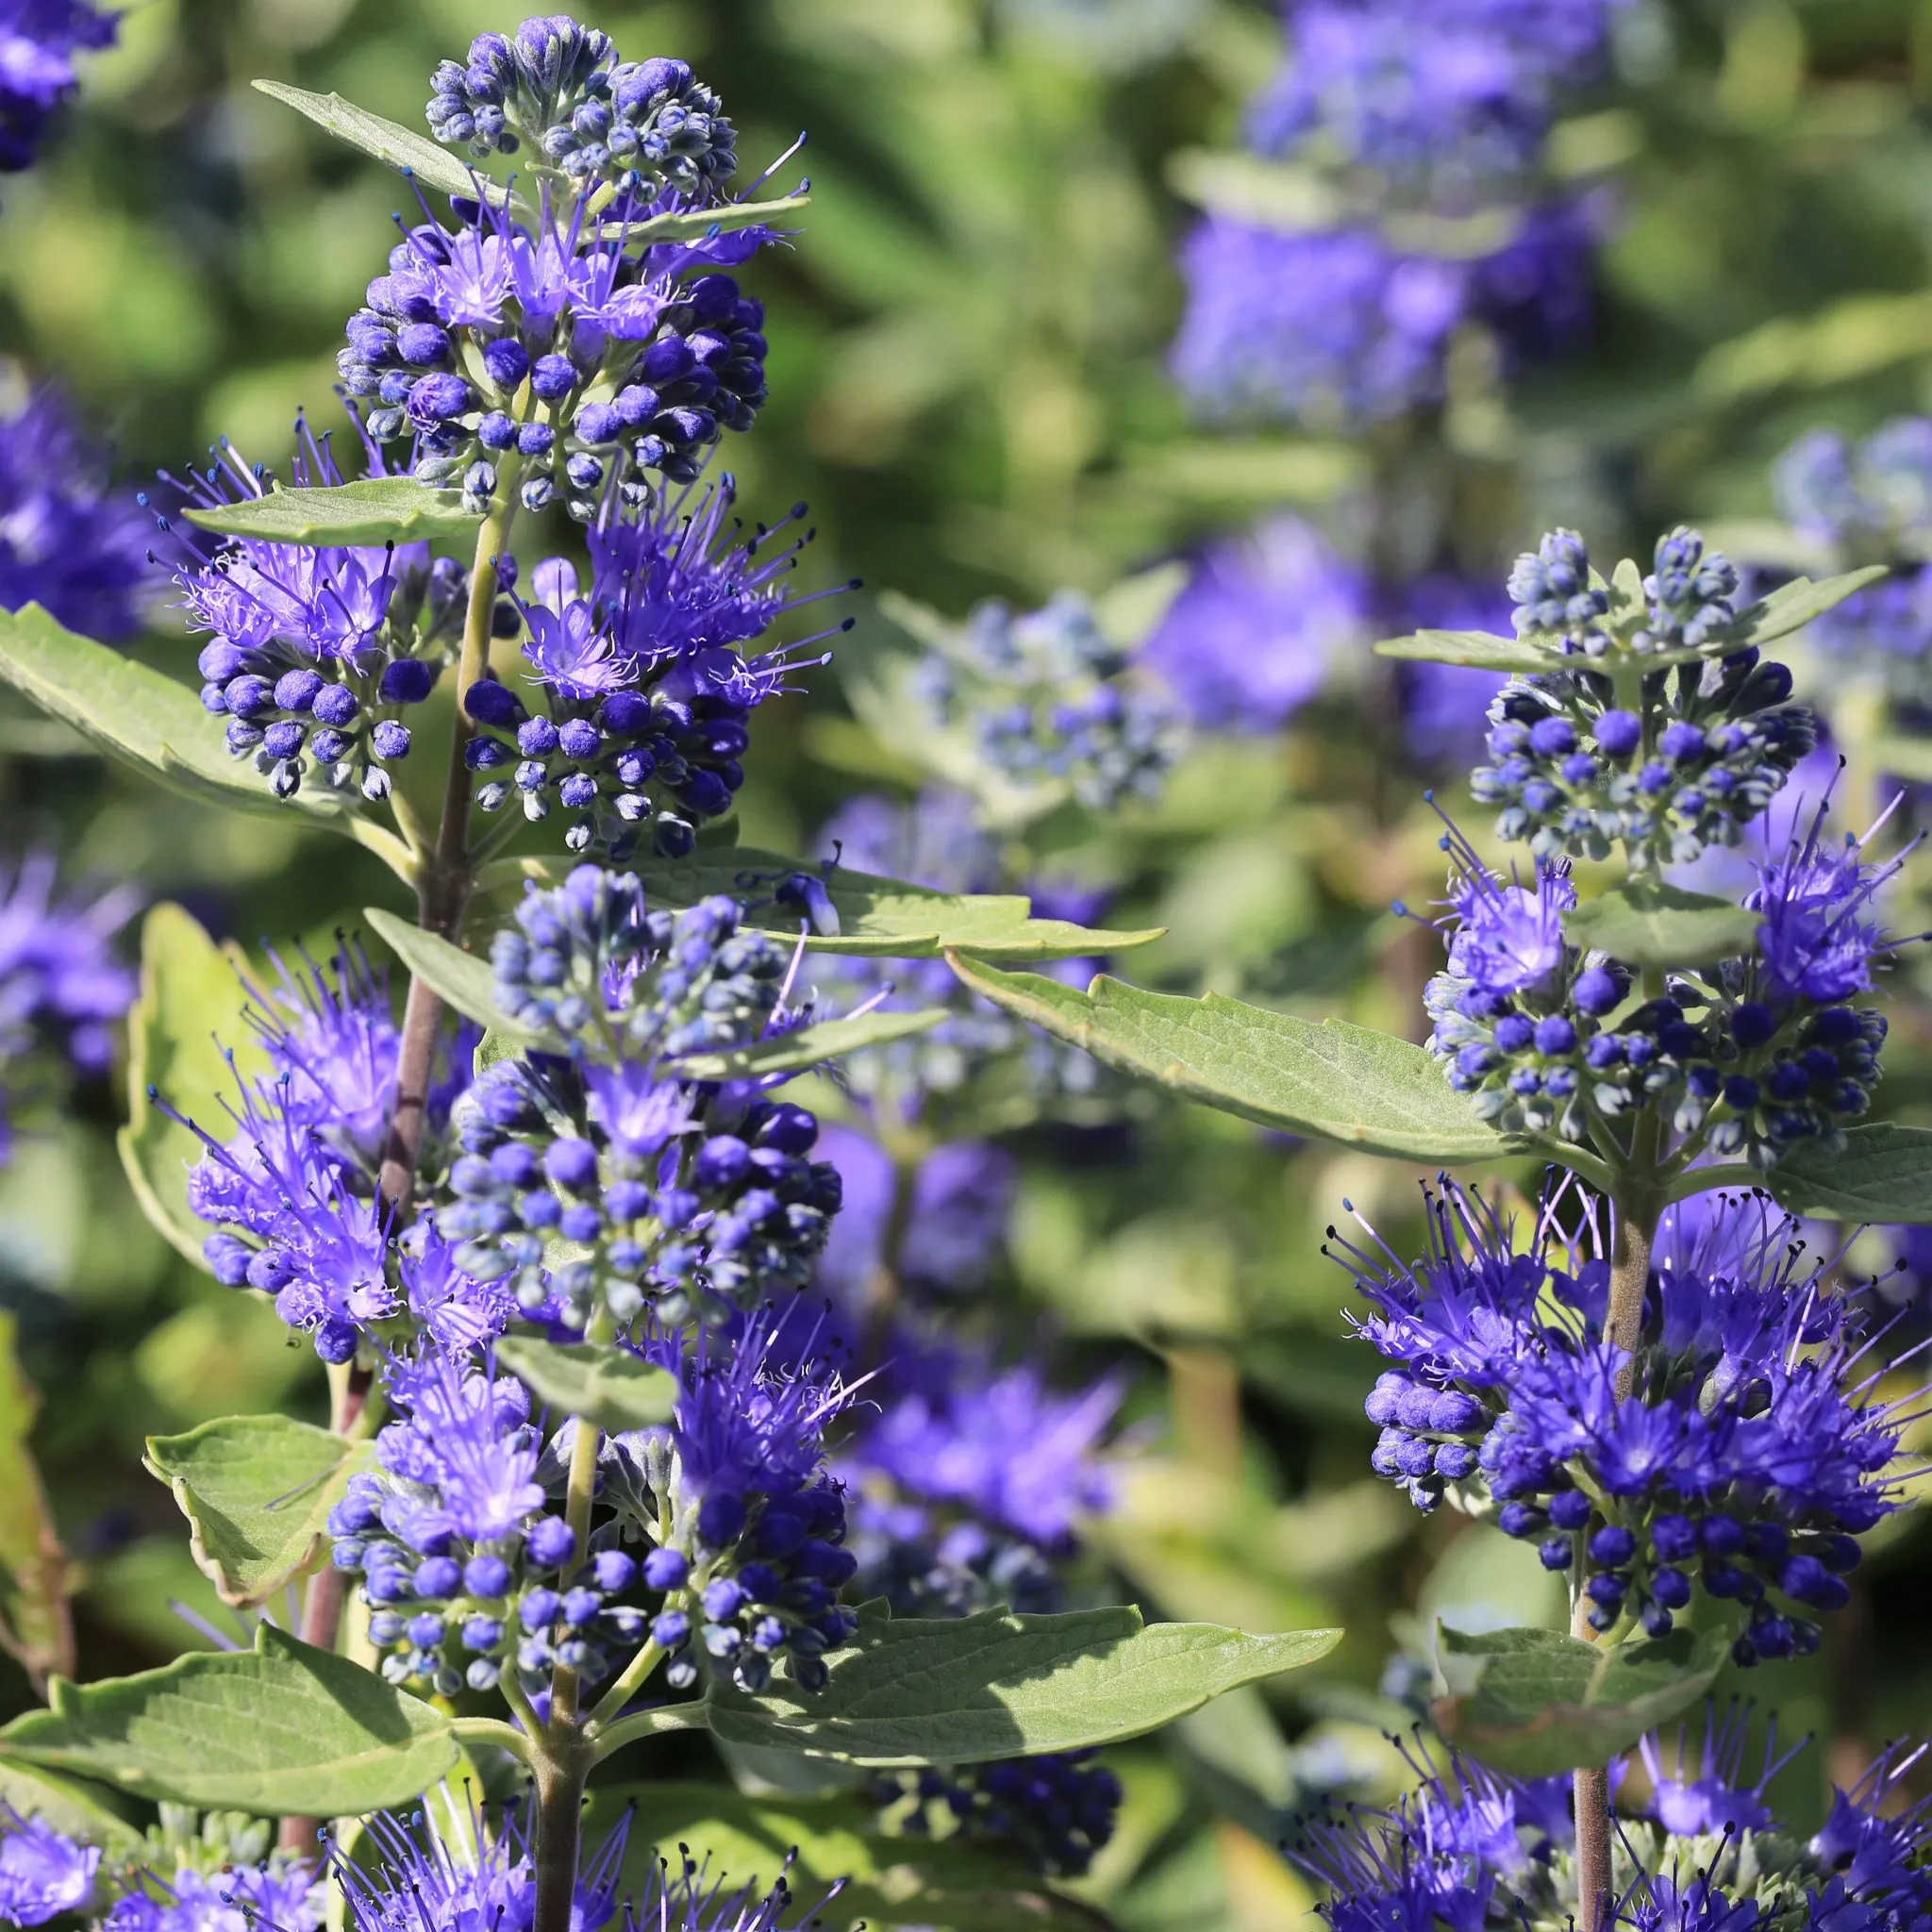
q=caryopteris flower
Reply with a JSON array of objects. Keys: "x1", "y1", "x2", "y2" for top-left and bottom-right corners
[
  {"x1": 106, "y1": 1858, "x2": 323, "y2": 1932},
  {"x1": 1330, "y1": 1182, "x2": 1914, "y2": 1663},
  {"x1": 0, "y1": 0, "x2": 116, "y2": 173},
  {"x1": 449, "y1": 870, "x2": 841, "y2": 1327},
  {"x1": 154, "y1": 420, "x2": 465, "y2": 804},
  {"x1": 461, "y1": 478, "x2": 852, "y2": 858},
  {"x1": 865, "y1": 1753, "x2": 1124, "y2": 1878},
  {"x1": 1139, "y1": 515, "x2": 1364, "y2": 732},
  {"x1": 0, "y1": 385, "x2": 150, "y2": 640},
  {"x1": 0, "y1": 852, "x2": 137, "y2": 1164},
  {"x1": 0, "y1": 1806, "x2": 98, "y2": 1926},
  {"x1": 1296, "y1": 1716, "x2": 1932, "y2": 1932}
]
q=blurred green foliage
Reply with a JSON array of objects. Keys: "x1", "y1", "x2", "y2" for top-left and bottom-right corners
[{"x1": 10, "y1": 0, "x2": 1932, "y2": 1922}]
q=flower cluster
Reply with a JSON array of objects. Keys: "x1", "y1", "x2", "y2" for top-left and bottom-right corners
[
  {"x1": 461, "y1": 482, "x2": 850, "y2": 858},
  {"x1": 0, "y1": 853, "x2": 137, "y2": 1164},
  {"x1": 865, "y1": 1754, "x2": 1124, "y2": 1879},
  {"x1": 911, "y1": 591, "x2": 1177, "y2": 817},
  {"x1": 0, "y1": 1804, "x2": 97, "y2": 1926},
  {"x1": 1332, "y1": 1184, "x2": 1911, "y2": 1664},
  {"x1": 1423, "y1": 795, "x2": 1900, "y2": 1166},
  {"x1": 450, "y1": 869, "x2": 841, "y2": 1327},
  {"x1": 330, "y1": 1317, "x2": 858, "y2": 1701},
  {"x1": 1170, "y1": 178, "x2": 1596, "y2": 430},
  {"x1": 157, "y1": 423, "x2": 467, "y2": 803},
  {"x1": 1774, "y1": 416, "x2": 1932, "y2": 696},
  {"x1": 0, "y1": 0, "x2": 115, "y2": 173},
  {"x1": 171, "y1": 939, "x2": 491, "y2": 1360},
  {"x1": 1508, "y1": 525, "x2": 1742, "y2": 658},
  {"x1": 0, "y1": 385, "x2": 150, "y2": 641},
  {"x1": 338, "y1": 188, "x2": 776, "y2": 512},
  {"x1": 1297, "y1": 1713, "x2": 1932, "y2": 1932},
  {"x1": 1139, "y1": 514, "x2": 1363, "y2": 733},
  {"x1": 106, "y1": 1850, "x2": 322, "y2": 1932},
  {"x1": 1394, "y1": 576, "x2": 1510, "y2": 770},
  {"x1": 425, "y1": 23, "x2": 737, "y2": 202}
]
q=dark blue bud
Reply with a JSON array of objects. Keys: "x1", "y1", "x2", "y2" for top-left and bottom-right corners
[{"x1": 526, "y1": 1519, "x2": 577, "y2": 1568}]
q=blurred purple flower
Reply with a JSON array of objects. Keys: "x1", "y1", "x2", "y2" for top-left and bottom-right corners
[
  {"x1": 0, "y1": 0, "x2": 115, "y2": 173},
  {"x1": 1141, "y1": 516, "x2": 1365, "y2": 731}
]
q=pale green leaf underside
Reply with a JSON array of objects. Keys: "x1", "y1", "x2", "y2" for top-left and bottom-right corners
[
  {"x1": 705, "y1": 1606, "x2": 1340, "y2": 1765},
  {"x1": 603, "y1": 192, "x2": 813, "y2": 245},
  {"x1": 493, "y1": 1339, "x2": 679, "y2": 1433},
  {"x1": 362, "y1": 909, "x2": 551, "y2": 1048},
  {"x1": 254, "y1": 80, "x2": 515, "y2": 206},
  {"x1": 0, "y1": 1624, "x2": 456, "y2": 1813},
  {"x1": 0, "y1": 604, "x2": 339, "y2": 822},
  {"x1": 946, "y1": 957, "x2": 1524, "y2": 1163},
  {"x1": 1435, "y1": 1623, "x2": 1731, "y2": 1776},
  {"x1": 600, "y1": 1781, "x2": 1099, "y2": 1931},
  {"x1": 1564, "y1": 881, "x2": 1759, "y2": 968},
  {"x1": 1759, "y1": 1123, "x2": 1932, "y2": 1223},
  {"x1": 184, "y1": 477, "x2": 483, "y2": 547},
  {"x1": 1374, "y1": 567, "x2": 1888, "y2": 672},
  {"x1": 0, "y1": 1761, "x2": 141, "y2": 1852},
  {"x1": 143, "y1": 1415, "x2": 372, "y2": 1607},
  {"x1": 116, "y1": 904, "x2": 258, "y2": 1272},
  {"x1": 665, "y1": 1008, "x2": 947, "y2": 1079},
  {"x1": 492, "y1": 849, "x2": 1162, "y2": 962}
]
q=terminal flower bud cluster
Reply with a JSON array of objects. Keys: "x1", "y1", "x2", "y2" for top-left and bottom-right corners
[
  {"x1": 426, "y1": 22, "x2": 737, "y2": 201},
  {"x1": 461, "y1": 484, "x2": 850, "y2": 858},
  {"x1": 158, "y1": 425, "x2": 466, "y2": 803},
  {"x1": 447, "y1": 870, "x2": 840, "y2": 1326},
  {"x1": 910, "y1": 591, "x2": 1178, "y2": 818},
  {"x1": 1332, "y1": 1185, "x2": 1912, "y2": 1666},
  {"x1": 1507, "y1": 526, "x2": 1741, "y2": 659},
  {"x1": 1295, "y1": 1716, "x2": 1932, "y2": 1932}
]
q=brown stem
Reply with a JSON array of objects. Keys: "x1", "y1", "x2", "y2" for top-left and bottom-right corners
[
  {"x1": 531, "y1": 1740, "x2": 592, "y2": 1932},
  {"x1": 1571, "y1": 1191, "x2": 1657, "y2": 1932}
]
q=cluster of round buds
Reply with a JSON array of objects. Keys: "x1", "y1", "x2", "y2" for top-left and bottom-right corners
[
  {"x1": 465, "y1": 675, "x2": 748, "y2": 859},
  {"x1": 445, "y1": 875, "x2": 840, "y2": 1324},
  {"x1": 425, "y1": 23, "x2": 738, "y2": 202},
  {"x1": 1507, "y1": 526, "x2": 1741, "y2": 660},
  {"x1": 845, "y1": 1497, "x2": 1062, "y2": 1619},
  {"x1": 1334, "y1": 1184, "x2": 1911, "y2": 1666},
  {"x1": 614, "y1": 1474, "x2": 856, "y2": 1696},
  {"x1": 913, "y1": 591, "x2": 1179, "y2": 815},
  {"x1": 1470, "y1": 649, "x2": 1815, "y2": 870},
  {"x1": 339, "y1": 203, "x2": 770, "y2": 516},
  {"x1": 865, "y1": 1754, "x2": 1123, "y2": 1878},
  {"x1": 158, "y1": 429, "x2": 469, "y2": 804},
  {"x1": 324, "y1": 1356, "x2": 650, "y2": 1698}
]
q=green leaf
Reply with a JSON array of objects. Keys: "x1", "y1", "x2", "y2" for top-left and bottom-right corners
[
  {"x1": 0, "y1": 604, "x2": 341, "y2": 824},
  {"x1": 143, "y1": 1416, "x2": 374, "y2": 1608},
  {"x1": 253, "y1": 80, "x2": 513, "y2": 206},
  {"x1": 1563, "y1": 881, "x2": 1759, "y2": 968},
  {"x1": 117, "y1": 904, "x2": 260, "y2": 1270},
  {"x1": 0, "y1": 1624, "x2": 457, "y2": 1813},
  {"x1": 1434, "y1": 1623, "x2": 1732, "y2": 1776},
  {"x1": 0, "y1": 1315, "x2": 72, "y2": 1694},
  {"x1": 482, "y1": 850, "x2": 1162, "y2": 961},
  {"x1": 1372, "y1": 628, "x2": 1550, "y2": 674},
  {"x1": 0, "y1": 1761, "x2": 141, "y2": 1852},
  {"x1": 945, "y1": 958, "x2": 1525, "y2": 1163},
  {"x1": 705, "y1": 1606, "x2": 1340, "y2": 1766},
  {"x1": 611, "y1": 192, "x2": 812, "y2": 245},
  {"x1": 596, "y1": 1781, "x2": 1104, "y2": 1931},
  {"x1": 184, "y1": 476, "x2": 484, "y2": 547},
  {"x1": 492, "y1": 1339, "x2": 679, "y2": 1432},
  {"x1": 1759, "y1": 1122, "x2": 1932, "y2": 1223},
  {"x1": 362, "y1": 908, "x2": 550, "y2": 1047},
  {"x1": 1715, "y1": 567, "x2": 1889, "y2": 649},
  {"x1": 664, "y1": 1008, "x2": 948, "y2": 1080}
]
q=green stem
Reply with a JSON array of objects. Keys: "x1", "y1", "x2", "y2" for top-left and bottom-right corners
[
  {"x1": 586, "y1": 1633, "x2": 669, "y2": 1731},
  {"x1": 545, "y1": 1410, "x2": 603, "y2": 1730}
]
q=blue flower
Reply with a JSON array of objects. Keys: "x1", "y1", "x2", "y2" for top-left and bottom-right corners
[
  {"x1": 0, "y1": 852, "x2": 136, "y2": 1161},
  {"x1": 852, "y1": 1339, "x2": 1122, "y2": 1552},
  {"x1": 157, "y1": 420, "x2": 459, "y2": 803},
  {"x1": 0, "y1": 1806, "x2": 97, "y2": 1926},
  {"x1": 1637, "y1": 1703, "x2": 1803, "y2": 1838},
  {"x1": 0, "y1": 386, "x2": 148, "y2": 640},
  {"x1": 106, "y1": 1860, "x2": 323, "y2": 1932},
  {"x1": 1748, "y1": 802, "x2": 1906, "y2": 1006},
  {"x1": 1440, "y1": 842, "x2": 1576, "y2": 997},
  {"x1": 1139, "y1": 516, "x2": 1365, "y2": 732},
  {"x1": 0, "y1": 0, "x2": 115, "y2": 172}
]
